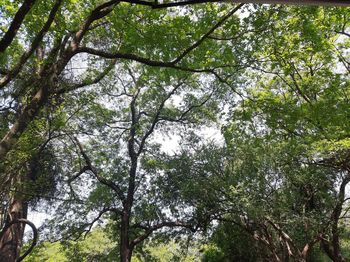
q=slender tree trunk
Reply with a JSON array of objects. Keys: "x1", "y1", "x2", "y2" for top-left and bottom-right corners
[
  {"x1": 119, "y1": 162, "x2": 137, "y2": 262},
  {"x1": 119, "y1": 91, "x2": 139, "y2": 262},
  {"x1": 0, "y1": 197, "x2": 28, "y2": 262}
]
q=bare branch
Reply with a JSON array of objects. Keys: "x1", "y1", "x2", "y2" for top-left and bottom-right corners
[
  {"x1": 82, "y1": 207, "x2": 121, "y2": 238},
  {"x1": 335, "y1": 30, "x2": 350, "y2": 38},
  {"x1": 70, "y1": 0, "x2": 120, "y2": 50},
  {"x1": 120, "y1": 0, "x2": 223, "y2": 9},
  {"x1": 171, "y1": 3, "x2": 244, "y2": 64},
  {"x1": 266, "y1": 218, "x2": 302, "y2": 258},
  {"x1": 159, "y1": 90, "x2": 214, "y2": 124},
  {"x1": 67, "y1": 166, "x2": 90, "y2": 183}
]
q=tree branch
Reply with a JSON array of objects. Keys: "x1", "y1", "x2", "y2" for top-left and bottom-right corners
[
  {"x1": 137, "y1": 81, "x2": 184, "y2": 155},
  {"x1": 335, "y1": 30, "x2": 350, "y2": 38},
  {"x1": 121, "y1": 0, "x2": 223, "y2": 9},
  {"x1": 131, "y1": 220, "x2": 195, "y2": 246},
  {"x1": 159, "y1": 89, "x2": 214, "y2": 124},
  {"x1": 0, "y1": 0, "x2": 63, "y2": 89},
  {"x1": 70, "y1": 0, "x2": 120, "y2": 50},
  {"x1": 0, "y1": 0, "x2": 36, "y2": 53},
  {"x1": 0, "y1": 219, "x2": 38, "y2": 262},
  {"x1": 56, "y1": 59, "x2": 117, "y2": 94},
  {"x1": 82, "y1": 207, "x2": 121, "y2": 238},
  {"x1": 266, "y1": 218, "x2": 302, "y2": 258},
  {"x1": 171, "y1": 3, "x2": 244, "y2": 64},
  {"x1": 76, "y1": 3, "x2": 244, "y2": 67},
  {"x1": 73, "y1": 137, "x2": 126, "y2": 201}
]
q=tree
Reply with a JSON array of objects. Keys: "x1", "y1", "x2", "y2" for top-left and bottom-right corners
[
  {"x1": 202, "y1": 221, "x2": 266, "y2": 262},
  {"x1": 0, "y1": 0, "x2": 245, "y2": 161},
  {"x1": 38, "y1": 61, "x2": 233, "y2": 261},
  {"x1": 172, "y1": 4, "x2": 350, "y2": 262},
  {"x1": 3, "y1": 2, "x2": 349, "y2": 261},
  {"x1": 0, "y1": 1, "x2": 246, "y2": 260},
  {"x1": 234, "y1": 5, "x2": 350, "y2": 261}
]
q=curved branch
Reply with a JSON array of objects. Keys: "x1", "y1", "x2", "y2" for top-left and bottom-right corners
[
  {"x1": 137, "y1": 81, "x2": 185, "y2": 155},
  {"x1": 70, "y1": 0, "x2": 120, "y2": 50},
  {"x1": 266, "y1": 218, "x2": 300, "y2": 258},
  {"x1": 82, "y1": 207, "x2": 121, "y2": 238},
  {"x1": 76, "y1": 3, "x2": 244, "y2": 67},
  {"x1": 56, "y1": 59, "x2": 117, "y2": 94},
  {"x1": 171, "y1": 3, "x2": 244, "y2": 64},
  {"x1": 0, "y1": 219, "x2": 38, "y2": 262}
]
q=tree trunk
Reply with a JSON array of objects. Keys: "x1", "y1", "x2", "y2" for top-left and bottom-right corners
[
  {"x1": 321, "y1": 175, "x2": 349, "y2": 262},
  {"x1": 0, "y1": 198, "x2": 28, "y2": 262},
  {"x1": 120, "y1": 210, "x2": 132, "y2": 262},
  {"x1": 0, "y1": 83, "x2": 49, "y2": 161}
]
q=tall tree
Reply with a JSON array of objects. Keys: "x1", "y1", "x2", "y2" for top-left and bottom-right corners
[
  {"x1": 170, "y1": 4, "x2": 350, "y2": 262},
  {"x1": 40, "y1": 63, "x2": 226, "y2": 261},
  {"x1": 0, "y1": 1, "x2": 245, "y2": 259},
  {"x1": 85, "y1": 4, "x2": 350, "y2": 261}
]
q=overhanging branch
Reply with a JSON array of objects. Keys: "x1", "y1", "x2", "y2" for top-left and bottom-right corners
[{"x1": 76, "y1": 3, "x2": 243, "y2": 68}]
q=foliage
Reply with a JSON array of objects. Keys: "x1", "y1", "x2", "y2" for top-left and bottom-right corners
[
  {"x1": 24, "y1": 227, "x2": 200, "y2": 262},
  {"x1": 24, "y1": 227, "x2": 115, "y2": 262},
  {"x1": 202, "y1": 222, "x2": 263, "y2": 262},
  {"x1": 1, "y1": 1, "x2": 350, "y2": 261}
]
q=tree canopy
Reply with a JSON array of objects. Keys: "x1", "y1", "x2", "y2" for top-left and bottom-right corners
[{"x1": 0, "y1": 1, "x2": 350, "y2": 262}]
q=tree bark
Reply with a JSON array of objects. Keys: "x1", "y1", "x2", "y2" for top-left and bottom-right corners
[
  {"x1": 119, "y1": 86, "x2": 139, "y2": 262},
  {"x1": 0, "y1": 85, "x2": 49, "y2": 160},
  {"x1": 0, "y1": 198, "x2": 28, "y2": 262},
  {"x1": 119, "y1": 163, "x2": 137, "y2": 261},
  {"x1": 120, "y1": 211, "x2": 132, "y2": 262}
]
